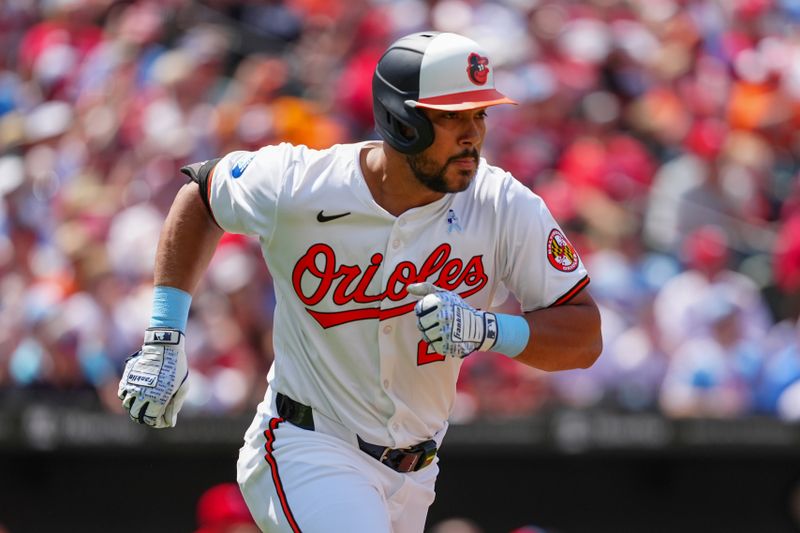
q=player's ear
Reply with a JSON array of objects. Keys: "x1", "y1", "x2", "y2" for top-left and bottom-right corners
[{"x1": 398, "y1": 123, "x2": 414, "y2": 140}]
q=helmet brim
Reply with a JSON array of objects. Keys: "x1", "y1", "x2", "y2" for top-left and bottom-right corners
[{"x1": 406, "y1": 89, "x2": 517, "y2": 111}]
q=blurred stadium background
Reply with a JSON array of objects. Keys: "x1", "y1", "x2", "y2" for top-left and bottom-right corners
[{"x1": 1, "y1": 0, "x2": 800, "y2": 531}]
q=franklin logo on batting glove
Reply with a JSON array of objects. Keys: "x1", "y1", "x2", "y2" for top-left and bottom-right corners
[
  {"x1": 408, "y1": 282, "x2": 498, "y2": 359},
  {"x1": 118, "y1": 328, "x2": 189, "y2": 428}
]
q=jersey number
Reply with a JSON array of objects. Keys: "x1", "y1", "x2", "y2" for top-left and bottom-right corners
[{"x1": 417, "y1": 340, "x2": 445, "y2": 366}]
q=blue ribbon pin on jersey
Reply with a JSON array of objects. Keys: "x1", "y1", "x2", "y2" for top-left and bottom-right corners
[{"x1": 447, "y1": 209, "x2": 462, "y2": 233}]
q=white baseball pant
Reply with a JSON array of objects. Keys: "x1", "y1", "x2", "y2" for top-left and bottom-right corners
[{"x1": 237, "y1": 391, "x2": 439, "y2": 533}]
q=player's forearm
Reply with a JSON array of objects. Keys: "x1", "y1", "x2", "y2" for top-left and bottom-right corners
[
  {"x1": 511, "y1": 293, "x2": 602, "y2": 371},
  {"x1": 154, "y1": 182, "x2": 224, "y2": 294}
]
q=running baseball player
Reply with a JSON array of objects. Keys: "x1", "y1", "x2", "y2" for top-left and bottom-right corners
[{"x1": 118, "y1": 31, "x2": 602, "y2": 532}]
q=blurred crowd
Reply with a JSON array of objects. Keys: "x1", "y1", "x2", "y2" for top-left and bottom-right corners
[{"x1": 1, "y1": 0, "x2": 799, "y2": 422}]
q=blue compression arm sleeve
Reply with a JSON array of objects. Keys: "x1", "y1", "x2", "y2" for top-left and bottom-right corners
[
  {"x1": 493, "y1": 313, "x2": 530, "y2": 358},
  {"x1": 149, "y1": 286, "x2": 192, "y2": 333}
]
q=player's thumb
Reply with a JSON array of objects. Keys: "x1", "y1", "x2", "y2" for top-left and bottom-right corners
[{"x1": 407, "y1": 282, "x2": 438, "y2": 298}]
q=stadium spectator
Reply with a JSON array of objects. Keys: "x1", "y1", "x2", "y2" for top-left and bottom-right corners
[
  {"x1": 194, "y1": 482, "x2": 258, "y2": 533},
  {"x1": 1, "y1": 0, "x2": 799, "y2": 421}
]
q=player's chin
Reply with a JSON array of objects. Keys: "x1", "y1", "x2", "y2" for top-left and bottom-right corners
[{"x1": 445, "y1": 168, "x2": 476, "y2": 192}]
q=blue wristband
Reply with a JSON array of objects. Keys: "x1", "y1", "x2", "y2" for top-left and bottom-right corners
[
  {"x1": 150, "y1": 286, "x2": 192, "y2": 333},
  {"x1": 492, "y1": 313, "x2": 530, "y2": 358}
]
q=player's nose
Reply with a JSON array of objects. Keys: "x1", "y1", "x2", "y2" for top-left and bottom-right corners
[{"x1": 458, "y1": 118, "x2": 482, "y2": 148}]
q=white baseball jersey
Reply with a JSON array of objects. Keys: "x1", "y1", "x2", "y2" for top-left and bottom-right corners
[{"x1": 207, "y1": 141, "x2": 589, "y2": 448}]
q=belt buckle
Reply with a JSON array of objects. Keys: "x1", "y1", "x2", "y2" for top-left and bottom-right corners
[
  {"x1": 382, "y1": 440, "x2": 437, "y2": 473},
  {"x1": 409, "y1": 439, "x2": 437, "y2": 472},
  {"x1": 378, "y1": 447, "x2": 392, "y2": 464}
]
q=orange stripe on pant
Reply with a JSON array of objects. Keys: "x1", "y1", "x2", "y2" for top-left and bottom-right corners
[{"x1": 263, "y1": 418, "x2": 303, "y2": 533}]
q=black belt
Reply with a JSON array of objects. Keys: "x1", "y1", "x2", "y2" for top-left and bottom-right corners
[{"x1": 276, "y1": 393, "x2": 437, "y2": 473}]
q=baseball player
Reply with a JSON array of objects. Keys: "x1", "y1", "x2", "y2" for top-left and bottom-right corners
[{"x1": 118, "y1": 31, "x2": 602, "y2": 532}]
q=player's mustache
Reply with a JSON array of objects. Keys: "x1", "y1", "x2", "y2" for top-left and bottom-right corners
[{"x1": 447, "y1": 149, "x2": 479, "y2": 163}]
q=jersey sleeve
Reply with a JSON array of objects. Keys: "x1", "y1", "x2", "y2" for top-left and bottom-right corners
[
  {"x1": 205, "y1": 143, "x2": 294, "y2": 239},
  {"x1": 498, "y1": 178, "x2": 590, "y2": 312}
]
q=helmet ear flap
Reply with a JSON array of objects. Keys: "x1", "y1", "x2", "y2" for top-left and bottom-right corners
[
  {"x1": 377, "y1": 99, "x2": 433, "y2": 154},
  {"x1": 372, "y1": 33, "x2": 438, "y2": 154}
]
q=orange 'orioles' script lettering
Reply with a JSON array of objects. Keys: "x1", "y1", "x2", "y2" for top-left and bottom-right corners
[{"x1": 292, "y1": 243, "x2": 487, "y2": 329}]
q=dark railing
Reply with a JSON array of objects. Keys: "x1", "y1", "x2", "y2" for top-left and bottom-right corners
[{"x1": 2, "y1": 406, "x2": 800, "y2": 533}]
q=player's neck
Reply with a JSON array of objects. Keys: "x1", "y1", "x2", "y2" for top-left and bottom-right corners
[{"x1": 360, "y1": 144, "x2": 445, "y2": 217}]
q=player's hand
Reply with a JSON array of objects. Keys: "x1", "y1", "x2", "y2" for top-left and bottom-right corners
[
  {"x1": 118, "y1": 328, "x2": 189, "y2": 428},
  {"x1": 407, "y1": 282, "x2": 498, "y2": 358}
]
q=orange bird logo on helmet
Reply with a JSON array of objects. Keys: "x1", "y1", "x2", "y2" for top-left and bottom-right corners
[{"x1": 466, "y1": 53, "x2": 489, "y2": 85}]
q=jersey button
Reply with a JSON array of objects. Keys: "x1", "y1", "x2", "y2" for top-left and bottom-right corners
[
  {"x1": 392, "y1": 423, "x2": 400, "y2": 432},
  {"x1": 398, "y1": 219, "x2": 406, "y2": 227},
  {"x1": 383, "y1": 379, "x2": 390, "y2": 388},
  {"x1": 383, "y1": 325, "x2": 392, "y2": 334},
  {"x1": 392, "y1": 239, "x2": 401, "y2": 249}
]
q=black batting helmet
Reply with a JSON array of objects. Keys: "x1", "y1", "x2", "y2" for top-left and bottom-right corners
[{"x1": 372, "y1": 31, "x2": 516, "y2": 154}]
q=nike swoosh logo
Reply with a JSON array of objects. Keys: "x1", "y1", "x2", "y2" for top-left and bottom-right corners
[{"x1": 317, "y1": 210, "x2": 351, "y2": 223}]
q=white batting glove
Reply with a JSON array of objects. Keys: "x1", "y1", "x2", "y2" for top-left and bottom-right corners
[
  {"x1": 408, "y1": 282, "x2": 498, "y2": 359},
  {"x1": 118, "y1": 328, "x2": 189, "y2": 428}
]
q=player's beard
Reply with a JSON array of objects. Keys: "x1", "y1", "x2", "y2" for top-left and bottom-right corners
[{"x1": 406, "y1": 148, "x2": 479, "y2": 193}]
